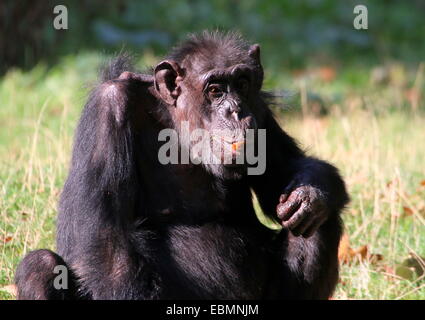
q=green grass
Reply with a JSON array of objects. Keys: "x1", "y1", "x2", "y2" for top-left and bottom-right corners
[{"x1": 0, "y1": 53, "x2": 424, "y2": 300}]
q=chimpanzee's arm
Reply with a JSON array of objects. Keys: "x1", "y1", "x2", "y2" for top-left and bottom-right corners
[
  {"x1": 250, "y1": 110, "x2": 348, "y2": 226},
  {"x1": 56, "y1": 57, "x2": 160, "y2": 299},
  {"x1": 250, "y1": 110, "x2": 349, "y2": 298}
]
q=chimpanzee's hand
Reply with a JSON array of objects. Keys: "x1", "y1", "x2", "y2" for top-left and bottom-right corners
[{"x1": 276, "y1": 185, "x2": 329, "y2": 238}]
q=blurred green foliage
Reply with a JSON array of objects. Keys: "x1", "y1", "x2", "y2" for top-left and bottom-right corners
[{"x1": 1, "y1": 0, "x2": 425, "y2": 74}]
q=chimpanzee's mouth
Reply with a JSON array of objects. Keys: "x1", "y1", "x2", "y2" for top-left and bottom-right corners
[
  {"x1": 211, "y1": 135, "x2": 245, "y2": 154},
  {"x1": 209, "y1": 134, "x2": 247, "y2": 167}
]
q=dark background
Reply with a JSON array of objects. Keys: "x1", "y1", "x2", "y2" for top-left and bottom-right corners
[{"x1": 1, "y1": 0, "x2": 424, "y2": 75}]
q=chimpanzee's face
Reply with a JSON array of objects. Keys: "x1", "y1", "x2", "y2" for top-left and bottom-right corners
[
  {"x1": 183, "y1": 62, "x2": 258, "y2": 164},
  {"x1": 154, "y1": 45, "x2": 263, "y2": 178}
]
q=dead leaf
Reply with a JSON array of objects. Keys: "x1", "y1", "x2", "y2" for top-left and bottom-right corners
[
  {"x1": 338, "y1": 234, "x2": 382, "y2": 265},
  {"x1": 402, "y1": 206, "x2": 414, "y2": 216},
  {"x1": 2, "y1": 236, "x2": 12, "y2": 243},
  {"x1": 338, "y1": 233, "x2": 352, "y2": 263},
  {"x1": 369, "y1": 253, "x2": 384, "y2": 264},
  {"x1": 353, "y1": 245, "x2": 368, "y2": 260}
]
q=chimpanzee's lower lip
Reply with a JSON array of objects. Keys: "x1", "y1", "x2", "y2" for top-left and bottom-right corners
[
  {"x1": 212, "y1": 138, "x2": 246, "y2": 154},
  {"x1": 211, "y1": 135, "x2": 245, "y2": 145}
]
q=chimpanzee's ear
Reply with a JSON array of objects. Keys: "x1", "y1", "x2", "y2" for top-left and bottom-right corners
[
  {"x1": 154, "y1": 60, "x2": 184, "y2": 106},
  {"x1": 248, "y1": 44, "x2": 264, "y2": 90},
  {"x1": 248, "y1": 44, "x2": 261, "y2": 65}
]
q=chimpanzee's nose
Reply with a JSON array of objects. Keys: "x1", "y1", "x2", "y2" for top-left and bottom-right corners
[
  {"x1": 225, "y1": 98, "x2": 240, "y2": 113},
  {"x1": 226, "y1": 100, "x2": 242, "y2": 121},
  {"x1": 221, "y1": 98, "x2": 243, "y2": 120},
  {"x1": 229, "y1": 103, "x2": 241, "y2": 114}
]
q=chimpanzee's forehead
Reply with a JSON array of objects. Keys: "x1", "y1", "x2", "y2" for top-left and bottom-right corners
[{"x1": 184, "y1": 51, "x2": 252, "y2": 76}]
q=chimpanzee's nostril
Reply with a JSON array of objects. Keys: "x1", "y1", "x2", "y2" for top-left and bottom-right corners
[
  {"x1": 228, "y1": 101, "x2": 241, "y2": 114},
  {"x1": 229, "y1": 103, "x2": 241, "y2": 121}
]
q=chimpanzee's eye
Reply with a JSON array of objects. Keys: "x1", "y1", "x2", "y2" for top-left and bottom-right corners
[{"x1": 208, "y1": 84, "x2": 224, "y2": 96}]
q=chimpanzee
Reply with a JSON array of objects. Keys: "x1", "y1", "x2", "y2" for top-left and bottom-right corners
[{"x1": 15, "y1": 31, "x2": 349, "y2": 300}]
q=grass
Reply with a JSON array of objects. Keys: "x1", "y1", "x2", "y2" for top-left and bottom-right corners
[{"x1": 0, "y1": 53, "x2": 424, "y2": 300}]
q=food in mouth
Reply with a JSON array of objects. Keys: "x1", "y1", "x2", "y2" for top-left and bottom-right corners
[
  {"x1": 231, "y1": 141, "x2": 245, "y2": 152},
  {"x1": 212, "y1": 135, "x2": 245, "y2": 154}
]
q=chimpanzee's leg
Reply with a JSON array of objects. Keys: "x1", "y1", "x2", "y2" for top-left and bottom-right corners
[
  {"x1": 15, "y1": 249, "x2": 81, "y2": 300},
  {"x1": 271, "y1": 215, "x2": 342, "y2": 299}
]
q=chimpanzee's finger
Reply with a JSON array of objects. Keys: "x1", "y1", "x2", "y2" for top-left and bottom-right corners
[
  {"x1": 282, "y1": 203, "x2": 308, "y2": 231},
  {"x1": 279, "y1": 193, "x2": 289, "y2": 203},
  {"x1": 277, "y1": 195, "x2": 302, "y2": 220}
]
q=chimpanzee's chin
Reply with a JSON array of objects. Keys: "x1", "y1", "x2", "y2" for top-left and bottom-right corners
[{"x1": 205, "y1": 163, "x2": 246, "y2": 180}]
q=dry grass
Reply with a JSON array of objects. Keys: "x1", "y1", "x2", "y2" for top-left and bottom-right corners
[
  {"x1": 0, "y1": 53, "x2": 424, "y2": 299},
  {"x1": 282, "y1": 111, "x2": 425, "y2": 299}
]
